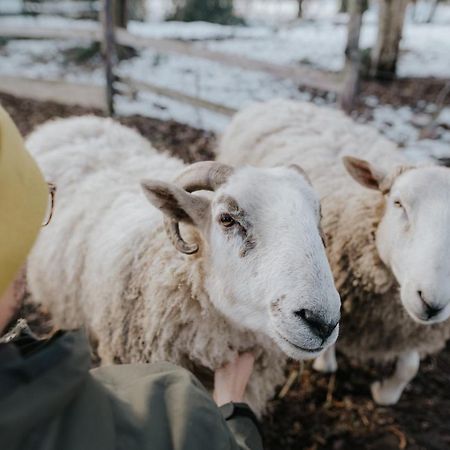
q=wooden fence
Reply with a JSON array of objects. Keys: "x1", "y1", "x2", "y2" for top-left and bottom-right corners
[{"x1": 0, "y1": 0, "x2": 344, "y2": 117}]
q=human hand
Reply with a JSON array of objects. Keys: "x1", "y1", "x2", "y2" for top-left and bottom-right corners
[{"x1": 213, "y1": 352, "x2": 255, "y2": 407}]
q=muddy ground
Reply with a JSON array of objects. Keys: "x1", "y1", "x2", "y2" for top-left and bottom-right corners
[{"x1": 2, "y1": 88, "x2": 449, "y2": 450}]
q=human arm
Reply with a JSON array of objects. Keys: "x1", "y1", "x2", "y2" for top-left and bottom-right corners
[{"x1": 214, "y1": 353, "x2": 263, "y2": 450}]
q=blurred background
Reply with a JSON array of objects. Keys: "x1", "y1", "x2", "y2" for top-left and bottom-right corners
[
  {"x1": 1, "y1": 1, "x2": 449, "y2": 449},
  {"x1": 0, "y1": 0, "x2": 449, "y2": 162}
]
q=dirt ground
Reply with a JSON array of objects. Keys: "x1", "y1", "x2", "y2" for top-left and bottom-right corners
[{"x1": 2, "y1": 90, "x2": 450, "y2": 450}]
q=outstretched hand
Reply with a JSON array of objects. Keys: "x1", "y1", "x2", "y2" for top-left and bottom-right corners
[{"x1": 213, "y1": 352, "x2": 255, "y2": 407}]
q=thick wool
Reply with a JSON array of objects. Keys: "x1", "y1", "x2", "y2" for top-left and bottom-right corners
[
  {"x1": 26, "y1": 116, "x2": 286, "y2": 415},
  {"x1": 218, "y1": 99, "x2": 450, "y2": 363}
]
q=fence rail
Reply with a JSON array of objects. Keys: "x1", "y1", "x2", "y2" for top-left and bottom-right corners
[{"x1": 0, "y1": 75, "x2": 105, "y2": 108}]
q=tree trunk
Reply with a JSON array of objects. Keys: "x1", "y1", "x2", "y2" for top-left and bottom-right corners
[
  {"x1": 101, "y1": 0, "x2": 117, "y2": 116},
  {"x1": 113, "y1": 0, "x2": 128, "y2": 28},
  {"x1": 371, "y1": 0, "x2": 409, "y2": 79},
  {"x1": 339, "y1": 0, "x2": 349, "y2": 13},
  {"x1": 345, "y1": 0, "x2": 367, "y2": 54},
  {"x1": 426, "y1": 0, "x2": 440, "y2": 23},
  {"x1": 340, "y1": 0, "x2": 367, "y2": 113},
  {"x1": 297, "y1": 0, "x2": 304, "y2": 18}
]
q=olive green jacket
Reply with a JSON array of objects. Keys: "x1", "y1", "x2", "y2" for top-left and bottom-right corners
[{"x1": 0, "y1": 329, "x2": 263, "y2": 450}]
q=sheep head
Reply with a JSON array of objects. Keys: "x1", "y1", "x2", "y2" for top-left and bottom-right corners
[
  {"x1": 142, "y1": 162, "x2": 233, "y2": 255},
  {"x1": 141, "y1": 162, "x2": 341, "y2": 360},
  {"x1": 343, "y1": 156, "x2": 450, "y2": 325}
]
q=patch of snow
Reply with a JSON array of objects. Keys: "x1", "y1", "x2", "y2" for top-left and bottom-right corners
[
  {"x1": 371, "y1": 104, "x2": 419, "y2": 146},
  {"x1": 0, "y1": 0, "x2": 22, "y2": 15},
  {"x1": 398, "y1": 22, "x2": 450, "y2": 78},
  {"x1": 145, "y1": 0, "x2": 173, "y2": 22},
  {"x1": 438, "y1": 108, "x2": 450, "y2": 128},
  {"x1": 1, "y1": 4, "x2": 449, "y2": 77},
  {"x1": 203, "y1": 21, "x2": 346, "y2": 70},
  {"x1": 203, "y1": 7, "x2": 450, "y2": 78},
  {"x1": 234, "y1": 0, "x2": 340, "y2": 25},
  {"x1": 0, "y1": 38, "x2": 102, "y2": 83},
  {"x1": 405, "y1": 139, "x2": 450, "y2": 164},
  {"x1": 234, "y1": 0, "x2": 299, "y2": 25}
]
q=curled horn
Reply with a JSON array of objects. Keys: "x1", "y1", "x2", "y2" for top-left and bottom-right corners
[{"x1": 165, "y1": 161, "x2": 234, "y2": 255}]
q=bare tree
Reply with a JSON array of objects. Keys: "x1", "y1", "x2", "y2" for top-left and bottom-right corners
[
  {"x1": 101, "y1": 0, "x2": 117, "y2": 115},
  {"x1": 371, "y1": 0, "x2": 409, "y2": 79},
  {"x1": 113, "y1": 0, "x2": 128, "y2": 28},
  {"x1": 339, "y1": 0, "x2": 349, "y2": 13},
  {"x1": 340, "y1": 0, "x2": 368, "y2": 113},
  {"x1": 297, "y1": 0, "x2": 304, "y2": 18},
  {"x1": 426, "y1": 0, "x2": 441, "y2": 23}
]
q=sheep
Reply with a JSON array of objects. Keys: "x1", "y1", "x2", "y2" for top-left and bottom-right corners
[
  {"x1": 25, "y1": 115, "x2": 341, "y2": 415},
  {"x1": 217, "y1": 99, "x2": 450, "y2": 406}
]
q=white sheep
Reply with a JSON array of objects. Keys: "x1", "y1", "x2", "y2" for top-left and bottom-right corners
[
  {"x1": 218, "y1": 99, "x2": 450, "y2": 405},
  {"x1": 26, "y1": 115, "x2": 341, "y2": 415}
]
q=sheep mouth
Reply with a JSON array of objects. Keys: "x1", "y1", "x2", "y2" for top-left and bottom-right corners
[
  {"x1": 274, "y1": 330, "x2": 323, "y2": 354},
  {"x1": 408, "y1": 310, "x2": 445, "y2": 325}
]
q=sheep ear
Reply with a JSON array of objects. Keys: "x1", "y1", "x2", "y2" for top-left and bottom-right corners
[
  {"x1": 342, "y1": 156, "x2": 386, "y2": 191},
  {"x1": 140, "y1": 180, "x2": 210, "y2": 226}
]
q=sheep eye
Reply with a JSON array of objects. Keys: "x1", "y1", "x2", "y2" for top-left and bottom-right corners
[
  {"x1": 219, "y1": 213, "x2": 235, "y2": 228},
  {"x1": 393, "y1": 199, "x2": 404, "y2": 209}
]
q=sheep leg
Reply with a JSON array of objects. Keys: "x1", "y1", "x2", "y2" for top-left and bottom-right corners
[
  {"x1": 312, "y1": 345, "x2": 338, "y2": 373},
  {"x1": 370, "y1": 350, "x2": 420, "y2": 405}
]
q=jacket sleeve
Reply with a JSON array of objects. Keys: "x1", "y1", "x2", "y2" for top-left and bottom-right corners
[
  {"x1": 92, "y1": 362, "x2": 263, "y2": 450},
  {"x1": 219, "y1": 403, "x2": 263, "y2": 450}
]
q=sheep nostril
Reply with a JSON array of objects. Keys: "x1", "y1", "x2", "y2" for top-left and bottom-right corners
[
  {"x1": 417, "y1": 290, "x2": 443, "y2": 319},
  {"x1": 294, "y1": 308, "x2": 308, "y2": 321},
  {"x1": 294, "y1": 308, "x2": 337, "y2": 341},
  {"x1": 426, "y1": 304, "x2": 443, "y2": 319}
]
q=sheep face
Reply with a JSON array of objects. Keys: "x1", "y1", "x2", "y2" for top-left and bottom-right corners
[
  {"x1": 142, "y1": 164, "x2": 341, "y2": 360},
  {"x1": 344, "y1": 157, "x2": 450, "y2": 325}
]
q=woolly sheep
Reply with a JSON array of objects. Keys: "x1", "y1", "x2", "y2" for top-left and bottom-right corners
[
  {"x1": 26, "y1": 115, "x2": 341, "y2": 415},
  {"x1": 217, "y1": 99, "x2": 450, "y2": 406}
]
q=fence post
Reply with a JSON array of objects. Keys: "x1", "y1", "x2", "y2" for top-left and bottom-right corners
[
  {"x1": 102, "y1": 0, "x2": 116, "y2": 116},
  {"x1": 339, "y1": 0, "x2": 367, "y2": 114}
]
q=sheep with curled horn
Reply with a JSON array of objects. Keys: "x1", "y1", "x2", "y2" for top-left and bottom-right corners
[
  {"x1": 25, "y1": 115, "x2": 340, "y2": 415},
  {"x1": 217, "y1": 99, "x2": 450, "y2": 405}
]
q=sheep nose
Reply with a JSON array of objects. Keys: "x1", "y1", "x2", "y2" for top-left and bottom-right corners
[
  {"x1": 294, "y1": 309, "x2": 338, "y2": 341},
  {"x1": 418, "y1": 291, "x2": 444, "y2": 319}
]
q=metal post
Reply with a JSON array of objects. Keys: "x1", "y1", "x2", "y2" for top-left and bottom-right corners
[{"x1": 102, "y1": 0, "x2": 116, "y2": 116}]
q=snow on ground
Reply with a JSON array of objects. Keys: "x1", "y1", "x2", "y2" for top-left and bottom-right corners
[
  {"x1": 204, "y1": 4, "x2": 450, "y2": 78},
  {"x1": 0, "y1": 0, "x2": 22, "y2": 15},
  {"x1": 2, "y1": 1, "x2": 449, "y2": 76},
  {"x1": 0, "y1": 2, "x2": 449, "y2": 160},
  {"x1": 363, "y1": 102, "x2": 450, "y2": 163}
]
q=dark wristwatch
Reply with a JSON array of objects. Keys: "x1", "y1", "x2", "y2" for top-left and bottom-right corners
[{"x1": 219, "y1": 402, "x2": 262, "y2": 435}]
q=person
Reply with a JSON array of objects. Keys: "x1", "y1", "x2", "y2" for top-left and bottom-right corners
[{"x1": 0, "y1": 105, "x2": 262, "y2": 450}]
